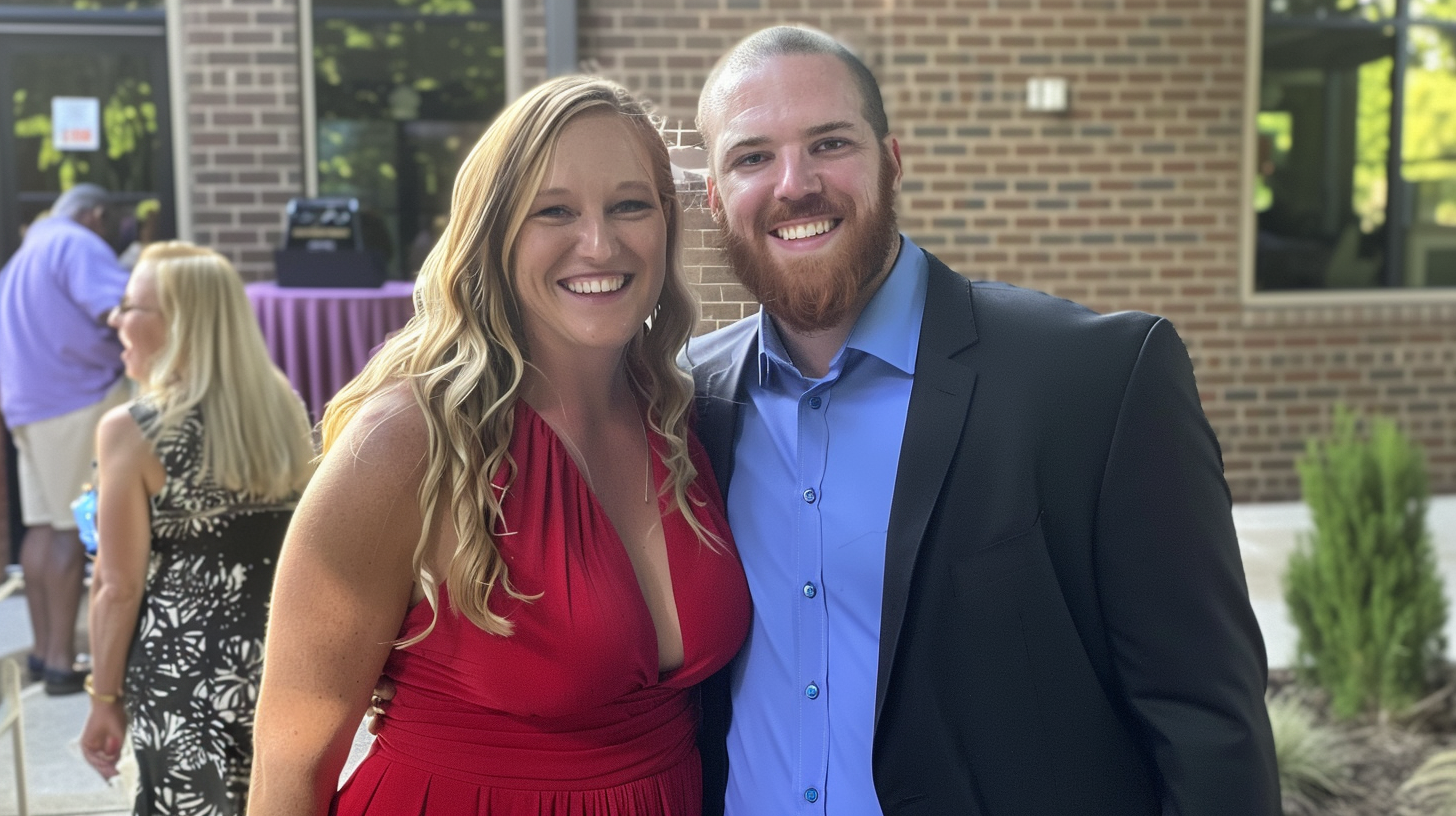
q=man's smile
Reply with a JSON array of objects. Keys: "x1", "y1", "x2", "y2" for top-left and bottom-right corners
[{"x1": 772, "y1": 219, "x2": 839, "y2": 241}]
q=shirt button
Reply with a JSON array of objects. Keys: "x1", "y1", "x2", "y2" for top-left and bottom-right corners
[
  {"x1": 802, "y1": 582, "x2": 817, "y2": 598},
  {"x1": 806, "y1": 683, "x2": 820, "y2": 699},
  {"x1": 808, "y1": 396, "x2": 822, "y2": 409},
  {"x1": 805, "y1": 788, "x2": 819, "y2": 803},
  {"x1": 802, "y1": 488, "x2": 816, "y2": 503}
]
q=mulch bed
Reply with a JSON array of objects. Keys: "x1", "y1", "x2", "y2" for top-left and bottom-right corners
[{"x1": 1270, "y1": 667, "x2": 1456, "y2": 815}]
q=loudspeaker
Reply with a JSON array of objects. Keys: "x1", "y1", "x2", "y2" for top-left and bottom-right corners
[{"x1": 274, "y1": 248, "x2": 387, "y2": 288}]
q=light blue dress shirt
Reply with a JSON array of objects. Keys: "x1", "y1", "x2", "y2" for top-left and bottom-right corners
[{"x1": 723, "y1": 235, "x2": 928, "y2": 815}]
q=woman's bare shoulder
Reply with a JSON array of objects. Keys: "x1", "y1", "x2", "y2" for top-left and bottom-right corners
[
  {"x1": 326, "y1": 382, "x2": 429, "y2": 478},
  {"x1": 96, "y1": 402, "x2": 147, "y2": 458},
  {"x1": 96, "y1": 401, "x2": 167, "y2": 494},
  {"x1": 294, "y1": 383, "x2": 431, "y2": 556}
]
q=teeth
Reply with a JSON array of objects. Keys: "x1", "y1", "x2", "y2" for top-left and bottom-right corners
[
  {"x1": 564, "y1": 275, "x2": 625, "y2": 294},
  {"x1": 775, "y1": 220, "x2": 835, "y2": 241}
]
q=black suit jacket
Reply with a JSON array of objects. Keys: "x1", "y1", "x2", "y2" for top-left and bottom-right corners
[{"x1": 684, "y1": 251, "x2": 1280, "y2": 816}]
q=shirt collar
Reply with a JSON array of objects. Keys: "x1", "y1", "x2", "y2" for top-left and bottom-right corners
[{"x1": 755, "y1": 233, "x2": 928, "y2": 383}]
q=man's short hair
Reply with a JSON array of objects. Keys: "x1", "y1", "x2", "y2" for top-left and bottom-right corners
[
  {"x1": 696, "y1": 26, "x2": 889, "y2": 154},
  {"x1": 50, "y1": 183, "x2": 111, "y2": 221}
]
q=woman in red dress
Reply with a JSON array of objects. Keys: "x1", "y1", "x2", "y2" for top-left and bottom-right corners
[{"x1": 249, "y1": 76, "x2": 750, "y2": 816}]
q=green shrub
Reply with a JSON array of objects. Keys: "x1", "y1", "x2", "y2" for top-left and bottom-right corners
[
  {"x1": 1267, "y1": 694, "x2": 1350, "y2": 815},
  {"x1": 1283, "y1": 405, "x2": 1447, "y2": 720}
]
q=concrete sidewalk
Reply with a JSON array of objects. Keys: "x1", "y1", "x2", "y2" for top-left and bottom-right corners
[
  {"x1": 1, "y1": 497, "x2": 1454, "y2": 816},
  {"x1": 0, "y1": 585, "x2": 129, "y2": 816},
  {"x1": 0, "y1": 582, "x2": 370, "y2": 816}
]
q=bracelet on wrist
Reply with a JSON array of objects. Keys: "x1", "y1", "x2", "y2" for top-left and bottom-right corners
[{"x1": 84, "y1": 675, "x2": 123, "y2": 703}]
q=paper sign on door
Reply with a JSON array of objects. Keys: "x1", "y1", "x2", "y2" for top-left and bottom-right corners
[{"x1": 52, "y1": 97, "x2": 101, "y2": 151}]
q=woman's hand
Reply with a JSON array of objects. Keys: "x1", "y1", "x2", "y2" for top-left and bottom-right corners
[{"x1": 79, "y1": 700, "x2": 127, "y2": 779}]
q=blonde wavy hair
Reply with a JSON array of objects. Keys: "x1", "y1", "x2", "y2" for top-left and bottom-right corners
[
  {"x1": 134, "y1": 241, "x2": 315, "y2": 500},
  {"x1": 320, "y1": 76, "x2": 708, "y2": 641}
]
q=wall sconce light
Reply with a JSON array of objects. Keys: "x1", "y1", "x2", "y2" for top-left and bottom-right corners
[{"x1": 1026, "y1": 77, "x2": 1070, "y2": 113}]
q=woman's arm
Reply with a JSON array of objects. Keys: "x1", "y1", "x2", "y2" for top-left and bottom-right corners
[
  {"x1": 79, "y1": 404, "x2": 163, "y2": 779},
  {"x1": 249, "y1": 389, "x2": 432, "y2": 815}
]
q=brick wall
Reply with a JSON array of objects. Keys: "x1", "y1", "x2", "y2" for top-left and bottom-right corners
[
  {"x1": 177, "y1": 0, "x2": 305, "y2": 280},
  {"x1": 520, "y1": 0, "x2": 554, "y2": 89},
  {"x1": 1207, "y1": 305, "x2": 1456, "y2": 500},
  {"x1": 575, "y1": 0, "x2": 1456, "y2": 501},
  {"x1": 154, "y1": 0, "x2": 1456, "y2": 501}
]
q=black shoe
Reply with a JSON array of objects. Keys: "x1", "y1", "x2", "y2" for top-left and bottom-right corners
[
  {"x1": 43, "y1": 666, "x2": 89, "y2": 696},
  {"x1": 26, "y1": 654, "x2": 44, "y2": 684}
]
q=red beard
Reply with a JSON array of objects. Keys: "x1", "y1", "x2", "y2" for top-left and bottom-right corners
[{"x1": 720, "y1": 150, "x2": 900, "y2": 335}]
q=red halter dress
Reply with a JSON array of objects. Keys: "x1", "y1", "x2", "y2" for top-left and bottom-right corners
[{"x1": 332, "y1": 402, "x2": 750, "y2": 816}]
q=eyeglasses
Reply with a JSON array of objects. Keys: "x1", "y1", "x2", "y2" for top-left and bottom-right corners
[{"x1": 109, "y1": 300, "x2": 158, "y2": 320}]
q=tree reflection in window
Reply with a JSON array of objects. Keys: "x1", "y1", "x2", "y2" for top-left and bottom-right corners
[
  {"x1": 1267, "y1": 0, "x2": 1393, "y2": 23},
  {"x1": 0, "y1": 1, "x2": 162, "y2": 8},
  {"x1": 313, "y1": 0, "x2": 505, "y2": 277},
  {"x1": 11, "y1": 59, "x2": 158, "y2": 196},
  {"x1": 1256, "y1": 0, "x2": 1456, "y2": 289},
  {"x1": 1403, "y1": 25, "x2": 1456, "y2": 285}
]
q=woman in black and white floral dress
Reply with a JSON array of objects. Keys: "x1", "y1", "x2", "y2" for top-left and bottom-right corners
[{"x1": 79, "y1": 241, "x2": 315, "y2": 816}]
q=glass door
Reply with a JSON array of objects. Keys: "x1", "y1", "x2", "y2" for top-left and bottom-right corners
[{"x1": 0, "y1": 30, "x2": 174, "y2": 263}]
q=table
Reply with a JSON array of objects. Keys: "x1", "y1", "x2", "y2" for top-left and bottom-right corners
[{"x1": 246, "y1": 280, "x2": 416, "y2": 421}]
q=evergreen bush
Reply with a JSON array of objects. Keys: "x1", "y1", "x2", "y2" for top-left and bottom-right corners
[{"x1": 1283, "y1": 405, "x2": 1447, "y2": 720}]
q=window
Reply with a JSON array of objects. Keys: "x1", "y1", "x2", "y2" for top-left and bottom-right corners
[
  {"x1": 0, "y1": 1, "x2": 172, "y2": 262},
  {"x1": 312, "y1": 0, "x2": 505, "y2": 276},
  {"x1": 1254, "y1": 0, "x2": 1456, "y2": 290}
]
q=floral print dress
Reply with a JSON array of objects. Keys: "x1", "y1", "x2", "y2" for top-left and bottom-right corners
[{"x1": 122, "y1": 402, "x2": 298, "y2": 816}]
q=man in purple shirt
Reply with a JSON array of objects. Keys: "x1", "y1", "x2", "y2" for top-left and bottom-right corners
[
  {"x1": 0, "y1": 184, "x2": 131, "y2": 695},
  {"x1": 684, "y1": 26, "x2": 1280, "y2": 815}
]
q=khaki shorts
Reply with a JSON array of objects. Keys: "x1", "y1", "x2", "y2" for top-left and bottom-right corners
[{"x1": 12, "y1": 378, "x2": 131, "y2": 529}]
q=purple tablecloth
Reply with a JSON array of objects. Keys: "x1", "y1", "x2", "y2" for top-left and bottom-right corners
[{"x1": 246, "y1": 280, "x2": 416, "y2": 421}]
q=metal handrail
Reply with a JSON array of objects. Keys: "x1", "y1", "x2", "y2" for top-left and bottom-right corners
[
  {"x1": 0, "y1": 658, "x2": 30, "y2": 816},
  {"x1": 0, "y1": 574, "x2": 21, "y2": 605}
]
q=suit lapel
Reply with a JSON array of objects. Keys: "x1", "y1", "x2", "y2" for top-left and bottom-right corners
[
  {"x1": 688, "y1": 329, "x2": 756, "y2": 816},
  {"x1": 695, "y1": 333, "x2": 756, "y2": 497},
  {"x1": 875, "y1": 257, "x2": 980, "y2": 730}
]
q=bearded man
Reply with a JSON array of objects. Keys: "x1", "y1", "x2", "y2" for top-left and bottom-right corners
[{"x1": 683, "y1": 25, "x2": 1281, "y2": 816}]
